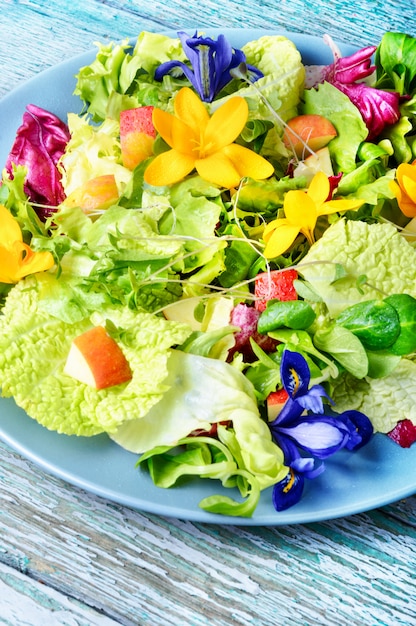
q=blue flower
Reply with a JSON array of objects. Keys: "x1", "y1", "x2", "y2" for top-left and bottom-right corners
[
  {"x1": 154, "y1": 31, "x2": 263, "y2": 102},
  {"x1": 270, "y1": 350, "x2": 373, "y2": 511}
]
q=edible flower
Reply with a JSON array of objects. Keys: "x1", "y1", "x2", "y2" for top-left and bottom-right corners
[
  {"x1": 0, "y1": 204, "x2": 54, "y2": 284},
  {"x1": 262, "y1": 171, "x2": 364, "y2": 258},
  {"x1": 269, "y1": 350, "x2": 373, "y2": 511},
  {"x1": 144, "y1": 87, "x2": 274, "y2": 188},
  {"x1": 154, "y1": 31, "x2": 263, "y2": 102},
  {"x1": 305, "y1": 36, "x2": 400, "y2": 140},
  {"x1": 389, "y1": 160, "x2": 416, "y2": 217}
]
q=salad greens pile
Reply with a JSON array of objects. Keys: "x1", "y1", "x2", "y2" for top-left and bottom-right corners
[{"x1": 1, "y1": 29, "x2": 416, "y2": 517}]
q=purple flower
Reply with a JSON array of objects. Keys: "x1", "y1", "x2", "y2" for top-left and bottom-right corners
[
  {"x1": 305, "y1": 36, "x2": 400, "y2": 140},
  {"x1": 154, "y1": 31, "x2": 263, "y2": 102},
  {"x1": 270, "y1": 350, "x2": 373, "y2": 511}
]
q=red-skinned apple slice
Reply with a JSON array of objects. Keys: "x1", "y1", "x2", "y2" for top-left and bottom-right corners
[
  {"x1": 64, "y1": 326, "x2": 132, "y2": 390},
  {"x1": 120, "y1": 106, "x2": 156, "y2": 170},
  {"x1": 267, "y1": 389, "x2": 289, "y2": 421},
  {"x1": 283, "y1": 114, "x2": 337, "y2": 158},
  {"x1": 64, "y1": 174, "x2": 119, "y2": 213}
]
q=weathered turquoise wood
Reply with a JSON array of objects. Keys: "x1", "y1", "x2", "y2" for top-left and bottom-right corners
[
  {"x1": 1, "y1": 1, "x2": 416, "y2": 625},
  {"x1": 1, "y1": 439, "x2": 416, "y2": 625}
]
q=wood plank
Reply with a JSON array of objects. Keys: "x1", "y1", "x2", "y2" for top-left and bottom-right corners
[
  {"x1": 1, "y1": 2, "x2": 416, "y2": 624},
  {"x1": 0, "y1": 561, "x2": 118, "y2": 625},
  {"x1": 1, "y1": 441, "x2": 415, "y2": 625},
  {"x1": 1, "y1": 0, "x2": 415, "y2": 99}
]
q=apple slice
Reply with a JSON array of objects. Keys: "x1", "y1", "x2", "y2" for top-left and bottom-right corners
[
  {"x1": 63, "y1": 174, "x2": 119, "y2": 213},
  {"x1": 64, "y1": 326, "x2": 132, "y2": 390},
  {"x1": 293, "y1": 147, "x2": 334, "y2": 182},
  {"x1": 266, "y1": 389, "x2": 289, "y2": 421},
  {"x1": 120, "y1": 106, "x2": 156, "y2": 170},
  {"x1": 283, "y1": 114, "x2": 337, "y2": 158}
]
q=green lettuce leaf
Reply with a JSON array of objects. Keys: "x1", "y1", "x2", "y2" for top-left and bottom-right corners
[
  {"x1": 112, "y1": 349, "x2": 287, "y2": 488},
  {"x1": 59, "y1": 113, "x2": 130, "y2": 195},
  {"x1": 330, "y1": 358, "x2": 416, "y2": 433},
  {"x1": 241, "y1": 35, "x2": 305, "y2": 121},
  {"x1": 74, "y1": 32, "x2": 186, "y2": 121},
  {"x1": 302, "y1": 82, "x2": 368, "y2": 174},
  {"x1": 375, "y1": 31, "x2": 416, "y2": 95},
  {"x1": 298, "y1": 219, "x2": 416, "y2": 318},
  {"x1": 0, "y1": 276, "x2": 191, "y2": 436}
]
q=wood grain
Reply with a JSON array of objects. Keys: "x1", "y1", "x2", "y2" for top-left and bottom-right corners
[
  {"x1": 1, "y1": 441, "x2": 416, "y2": 625},
  {"x1": 1, "y1": 1, "x2": 416, "y2": 624}
]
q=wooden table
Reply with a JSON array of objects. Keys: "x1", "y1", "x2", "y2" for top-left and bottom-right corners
[{"x1": 1, "y1": 2, "x2": 416, "y2": 624}]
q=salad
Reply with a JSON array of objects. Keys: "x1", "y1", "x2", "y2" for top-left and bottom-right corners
[{"x1": 1, "y1": 29, "x2": 416, "y2": 518}]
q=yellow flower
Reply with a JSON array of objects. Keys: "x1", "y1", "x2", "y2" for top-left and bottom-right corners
[
  {"x1": 0, "y1": 204, "x2": 55, "y2": 284},
  {"x1": 389, "y1": 160, "x2": 416, "y2": 217},
  {"x1": 144, "y1": 87, "x2": 274, "y2": 188},
  {"x1": 262, "y1": 171, "x2": 364, "y2": 258}
]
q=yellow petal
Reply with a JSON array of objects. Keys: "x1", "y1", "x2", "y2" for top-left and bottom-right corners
[
  {"x1": 390, "y1": 179, "x2": 416, "y2": 217},
  {"x1": 195, "y1": 151, "x2": 242, "y2": 188},
  {"x1": 263, "y1": 222, "x2": 300, "y2": 258},
  {"x1": 153, "y1": 108, "x2": 196, "y2": 154},
  {"x1": 284, "y1": 189, "x2": 317, "y2": 232},
  {"x1": 319, "y1": 198, "x2": 364, "y2": 216},
  {"x1": 144, "y1": 149, "x2": 195, "y2": 187},
  {"x1": 15, "y1": 242, "x2": 54, "y2": 280},
  {"x1": 0, "y1": 204, "x2": 23, "y2": 249},
  {"x1": 0, "y1": 246, "x2": 20, "y2": 283},
  {"x1": 174, "y1": 87, "x2": 210, "y2": 135},
  {"x1": 397, "y1": 163, "x2": 416, "y2": 190},
  {"x1": 307, "y1": 171, "x2": 330, "y2": 206},
  {"x1": 203, "y1": 97, "x2": 248, "y2": 154},
  {"x1": 223, "y1": 144, "x2": 274, "y2": 181},
  {"x1": 402, "y1": 173, "x2": 416, "y2": 203}
]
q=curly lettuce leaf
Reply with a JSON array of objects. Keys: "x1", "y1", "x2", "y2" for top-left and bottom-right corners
[
  {"x1": 298, "y1": 219, "x2": 416, "y2": 318},
  {"x1": 59, "y1": 113, "x2": 130, "y2": 196},
  {"x1": 74, "y1": 33, "x2": 186, "y2": 121},
  {"x1": 330, "y1": 358, "x2": 416, "y2": 433},
  {"x1": 0, "y1": 276, "x2": 191, "y2": 436},
  {"x1": 241, "y1": 35, "x2": 305, "y2": 120}
]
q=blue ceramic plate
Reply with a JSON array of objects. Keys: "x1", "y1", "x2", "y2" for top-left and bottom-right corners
[{"x1": 1, "y1": 30, "x2": 415, "y2": 525}]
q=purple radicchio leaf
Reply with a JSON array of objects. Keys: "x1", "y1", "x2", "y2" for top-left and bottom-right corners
[
  {"x1": 305, "y1": 35, "x2": 401, "y2": 140},
  {"x1": 5, "y1": 104, "x2": 70, "y2": 217}
]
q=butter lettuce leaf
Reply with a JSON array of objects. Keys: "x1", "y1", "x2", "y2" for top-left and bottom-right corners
[
  {"x1": 0, "y1": 276, "x2": 191, "y2": 436},
  {"x1": 302, "y1": 82, "x2": 368, "y2": 174},
  {"x1": 112, "y1": 349, "x2": 287, "y2": 489}
]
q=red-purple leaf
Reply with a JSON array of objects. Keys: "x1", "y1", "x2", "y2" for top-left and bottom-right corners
[{"x1": 5, "y1": 104, "x2": 70, "y2": 216}]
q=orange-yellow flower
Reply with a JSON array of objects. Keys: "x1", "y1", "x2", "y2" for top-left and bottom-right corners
[
  {"x1": 144, "y1": 87, "x2": 274, "y2": 188},
  {"x1": 0, "y1": 204, "x2": 54, "y2": 284},
  {"x1": 389, "y1": 160, "x2": 416, "y2": 217},
  {"x1": 262, "y1": 171, "x2": 364, "y2": 258}
]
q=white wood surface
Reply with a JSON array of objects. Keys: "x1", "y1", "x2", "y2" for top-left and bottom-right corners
[{"x1": 1, "y1": 2, "x2": 416, "y2": 625}]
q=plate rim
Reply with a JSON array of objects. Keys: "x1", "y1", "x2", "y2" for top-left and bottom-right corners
[{"x1": 1, "y1": 28, "x2": 415, "y2": 526}]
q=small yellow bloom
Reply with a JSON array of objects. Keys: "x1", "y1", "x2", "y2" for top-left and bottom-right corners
[
  {"x1": 262, "y1": 171, "x2": 364, "y2": 258},
  {"x1": 389, "y1": 160, "x2": 416, "y2": 217},
  {"x1": 144, "y1": 87, "x2": 274, "y2": 188},
  {"x1": 0, "y1": 204, "x2": 54, "y2": 284}
]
